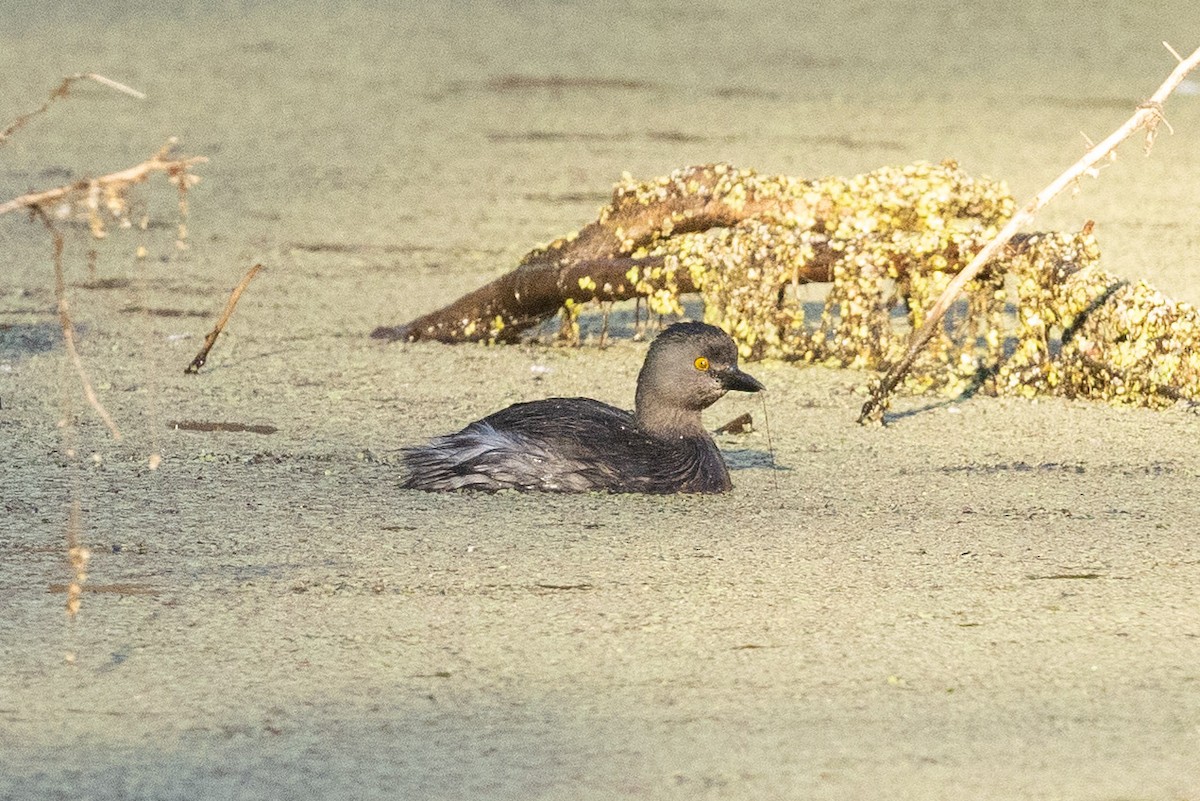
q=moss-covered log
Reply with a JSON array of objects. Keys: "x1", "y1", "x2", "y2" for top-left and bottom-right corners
[
  {"x1": 371, "y1": 164, "x2": 828, "y2": 342},
  {"x1": 373, "y1": 160, "x2": 1200, "y2": 409}
]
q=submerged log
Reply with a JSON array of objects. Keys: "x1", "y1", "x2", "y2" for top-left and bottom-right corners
[
  {"x1": 372, "y1": 158, "x2": 1200, "y2": 410},
  {"x1": 371, "y1": 255, "x2": 679, "y2": 343},
  {"x1": 375, "y1": 160, "x2": 1014, "y2": 356},
  {"x1": 371, "y1": 164, "x2": 827, "y2": 342}
]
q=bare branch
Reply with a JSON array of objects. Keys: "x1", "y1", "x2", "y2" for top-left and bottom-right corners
[
  {"x1": 36, "y1": 209, "x2": 123, "y2": 441},
  {"x1": 859, "y1": 44, "x2": 1200, "y2": 424},
  {"x1": 0, "y1": 72, "x2": 145, "y2": 146},
  {"x1": 0, "y1": 141, "x2": 207, "y2": 217},
  {"x1": 186, "y1": 264, "x2": 265, "y2": 374}
]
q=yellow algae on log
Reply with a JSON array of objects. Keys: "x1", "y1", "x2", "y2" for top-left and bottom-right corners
[{"x1": 384, "y1": 161, "x2": 1200, "y2": 409}]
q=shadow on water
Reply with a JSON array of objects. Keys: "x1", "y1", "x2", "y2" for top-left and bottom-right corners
[
  {"x1": 724, "y1": 448, "x2": 789, "y2": 473},
  {"x1": 0, "y1": 322, "x2": 64, "y2": 358},
  {"x1": 881, "y1": 392, "x2": 970, "y2": 423}
]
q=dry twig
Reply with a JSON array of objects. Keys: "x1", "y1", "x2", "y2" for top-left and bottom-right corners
[
  {"x1": 185, "y1": 264, "x2": 265, "y2": 374},
  {"x1": 4, "y1": 139, "x2": 207, "y2": 439},
  {"x1": 859, "y1": 42, "x2": 1200, "y2": 423},
  {"x1": 37, "y1": 208, "x2": 123, "y2": 440},
  {"x1": 0, "y1": 72, "x2": 144, "y2": 146},
  {"x1": 0, "y1": 139, "x2": 207, "y2": 218}
]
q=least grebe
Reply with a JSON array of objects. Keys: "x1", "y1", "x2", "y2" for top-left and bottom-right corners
[{"x1": 402, "y1": 321, "x2": 764, "y2": 494}]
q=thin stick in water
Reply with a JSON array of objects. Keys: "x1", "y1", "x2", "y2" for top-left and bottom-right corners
[
  {"x1": 185, "y1": 264, "x2": 265, "y2": 374},
  {"x1": 759, "y1": 394, "x2": 780, "y2": 494},
  {"x1": 859, "y1": 42, "x2": 1200, "y2": 424},
  {"x1": 37, "y1": 209, "x2": 123, "y2": 441},
  {"x1": 0, "y1": 72, "x2": 145, "y2": 146}
]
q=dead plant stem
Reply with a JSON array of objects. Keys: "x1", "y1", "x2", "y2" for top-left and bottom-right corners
[
  {"x1": 38, "y1": 208, "x2": 123, "y2": 440},
  {"x1": 860, "y1": 42, "x2": 1200, "y2": 423},
  {"x1": 0, "y1": 141, "x2": 207, "y2": 217},
  {"x1": 185, "y1": 264, "x2": 265, "y2": 374},
  {"x1": 0, "y1": 72, "x2": 144, "y2": 146}
]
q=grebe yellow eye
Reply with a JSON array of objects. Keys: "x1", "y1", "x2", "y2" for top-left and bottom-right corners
[{"x1": 694, "y1": 356, "x2": 710, "y2": 371}]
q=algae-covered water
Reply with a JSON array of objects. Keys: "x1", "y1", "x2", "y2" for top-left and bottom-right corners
[{"x1": 2, "y1": 2, "x2": 1199, "y2": 798}]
